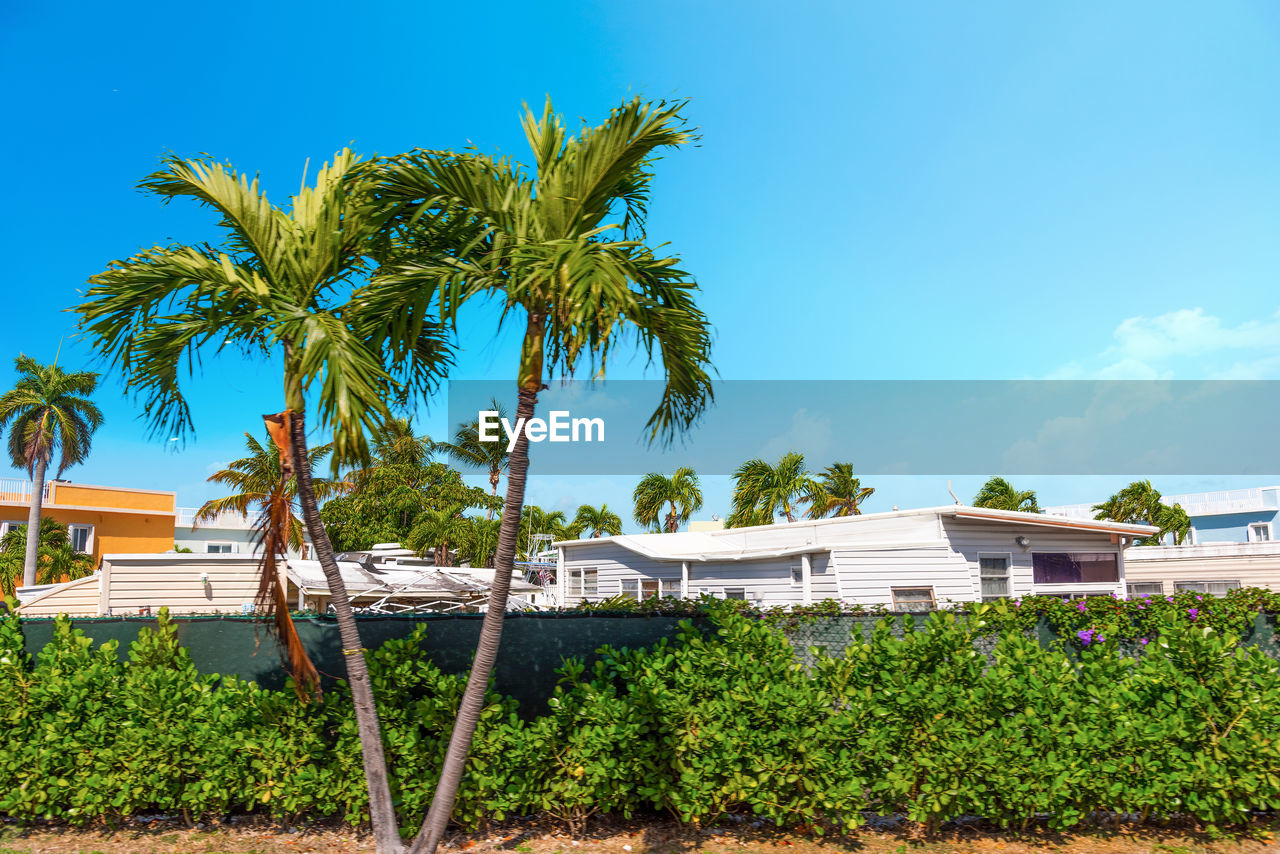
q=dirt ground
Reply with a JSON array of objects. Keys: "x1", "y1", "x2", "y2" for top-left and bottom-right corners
[{"x1": 1, "y1": 817, "x2": 1278, "y2": 854}]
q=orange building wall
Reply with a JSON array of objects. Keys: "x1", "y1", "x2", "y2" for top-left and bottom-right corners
[
  {"x1": 49, "y1": 483, "x2": 174, "y2": 513},
  {"x1": 0, "y1": 482, "x2": 177, "y2": 561}
]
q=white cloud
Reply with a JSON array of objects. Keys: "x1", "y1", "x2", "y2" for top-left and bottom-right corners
[{"x1": 1054, "y1": 307, "x2": 1280, "y2": 380}]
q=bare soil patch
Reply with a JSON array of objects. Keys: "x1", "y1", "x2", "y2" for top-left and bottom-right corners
[{"x1": 0, "y1": 816, "x2": 1276, "y2": 854}]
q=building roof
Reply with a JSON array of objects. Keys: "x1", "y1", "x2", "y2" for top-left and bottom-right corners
[{"x1": 555, "y1": 504, "x2": 1159, "y2": 562}]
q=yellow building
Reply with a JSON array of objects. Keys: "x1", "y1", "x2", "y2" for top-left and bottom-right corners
[{"x1": 0, "y1": 478, "x2": 176, "y2": 561}]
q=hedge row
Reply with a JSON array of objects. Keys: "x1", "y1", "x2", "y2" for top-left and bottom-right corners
[{"x1": 1, "y1": 605, "x2": 1279, "y2": 833}]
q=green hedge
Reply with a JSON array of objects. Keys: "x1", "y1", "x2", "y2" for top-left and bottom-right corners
[{"x1": 1, "y1": 604, "x2": 1279, "y2": 833}]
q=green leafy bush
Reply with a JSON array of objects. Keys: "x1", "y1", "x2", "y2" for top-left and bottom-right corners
[{"x1": 0, "y1": 599, "x2": 1278, "y2": 834}]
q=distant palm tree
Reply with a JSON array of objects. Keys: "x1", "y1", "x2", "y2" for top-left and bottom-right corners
[
  {"x1": 460, "y1": 516, "x2": 502, "y2": 568},
  {"x1": 371, "y1": 417, "x2": 435, "y2": 469},
  {"x1": 807, "y1": 462, "x2": 874, "y2": 518},
  {"x1": 0, "y1": 517, "x2": 95, "y2": 596},
  {"x1": 197, "y1": 432, "x2": 342, "y2": 553},
  {"x1": 1093, "y1": 480, "x2": 1189, "y2": 545},
  {"x1": 0, "y1": 355, "x2": 103, "y2": 588},
  {"x1": 633, "y1": 468, "x2": 703, "y2": 533},
  {"x1": 972, "y1": 477, "x2": 1040, "y2": 513},
  {"x1": 727, "y1": 452, "x2": 817, "y2": 527},
  {"x1": 571, "y1": 503, "x2": 623, "y2": 538},
  {"x1": 439, "y1": 398, "x2": 511, "y2": 520},
  {"x1": 406, "y1": 504, "x2": 470, "y2": 567}
]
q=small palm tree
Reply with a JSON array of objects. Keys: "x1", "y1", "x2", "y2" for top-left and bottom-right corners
[
  {"x1": 0, "y1": 518, "x2": 95, "y2": 596},
  {"x1": 727, "y1": 452, "x2": 817, "y2": 527},
  {"x1": 0, "y1": 356, "x2": 103, "y2": 588},
  {"x1": 633, "y1": 468, "x2": 703, "y2": 533},
  {"x1": 406, "y1": 504, "x2": 470, "y2": 567},
  {"x1": 972, "y1": 477, "x2": 1041, "y2": 513},
  {"x1": 439, "y1": 398, "x2": 511, "y2": 520},
  {"x1": 197, "y1": 432, "x2": 342, "y2": 553},
  {"x1": 1094, "y1": 480, "x2": 1188, "y2": 545},
  {"x1": 460, "y1": 516, "x2": 502, "y2": 568},
  {"x1": 571, "y1": 503, "x2": 623, "y2": 538},
  {"x1": 807, "y1": 462, "x2": 874, "y2": 519}
]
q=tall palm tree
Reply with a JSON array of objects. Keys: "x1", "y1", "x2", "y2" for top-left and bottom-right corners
[
  {"x1": 0, "y1": 356, "x2": 103, "y2": 588},
  {"x1": 197, "y1": 432, "x2": 341, "y2": 553},
  {"x1": 370, "y1": 417, "x2": 435, "y2": 470},
  {"x1": 727, "y1": 452, "x2": 817, "y2": 527},
  {"x1": 807, "y1": 462, "x2": 874, "y2": 519},
  {"x1": 1093, "y1": 480, "x2": 1189, "y2": 545},
  {"x1": 368, "y1": 97, "x2": 712, "y2": 853},
  {"x1": 439, "y1": 398, "x2": 510, "y2": 520},
  {"x1": 0, "y1": 517, "x2": 96, "y2": 596},
  {"x1": 972, "y1": 477, "x2": 1040, "y2": 513},
  {"x1": 571, "y1": 503, "x2": 623, "y2": 538},
  {"x1": 633, "y1": 468, "x2": 703, "y2": 533},
  {"x1": 74, "y1": 150, "x2": 451, "y2": 854}
]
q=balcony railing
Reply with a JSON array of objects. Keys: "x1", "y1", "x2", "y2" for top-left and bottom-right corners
[
  {"x1": 0, "y1": 479, "x2": 51, "y2": 504},
  {"x1": 176, "y1": 507, "x2": 260, "y2": 530}
]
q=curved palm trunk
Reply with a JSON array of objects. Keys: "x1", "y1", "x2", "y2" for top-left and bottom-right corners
[
  {"x1": 289, "y1": 413, "x2": 403, "y2": 854},
  {"x1": 22, "y1": 456, "x2": 47, "y2": 588},
  {"x1": 411, "y1": 384, "x2": 537, "y2": 854}
]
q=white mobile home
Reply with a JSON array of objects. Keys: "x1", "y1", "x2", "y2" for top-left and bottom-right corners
[
  {"x1": 1123, "y1": 541, "x2": 1280, "y2": 597},
  {"x1": 554, "y1": 505, "x2": 1158, "y2": 609}
]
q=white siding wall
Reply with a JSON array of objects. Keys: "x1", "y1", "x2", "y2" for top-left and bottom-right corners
[
  {"x1": 687, "y1": 557, "x2": 802, "y2": 606},
  {"x1": 810, "y1": 552, "x2": 840, "y2": 601},
  {"x1": 941, "y1": 518, "x2": 1126, "y2": 598},
  {"x1": 560, "y1": 542, "x2": 681, "y2": 605},
  {"x1": 104, "y1": 556, "x2": 267, "y2": 615},
  {"x1": 18, "y1": 575, "x2": 102, "y2": 617},
  {"x1": 1125, "y1": 544, "x2": 1280, "y2": 594},
  {"x1": 833, "y1": 544, "x2": 974, "y2": 608}
]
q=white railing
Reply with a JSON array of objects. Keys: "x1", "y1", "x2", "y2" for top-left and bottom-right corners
[
  {"x1": 1044, "y1": 503, "x2": 1097, "y2": 519},
  {"x1": 0, "y1": 479, "x2": 51, "y2": 504},
  {"x1": 175, "y1": 507, "x2": 260, "y2": 530},
  {"x1": 1164, "y1": 488, "x2": 1271, "y2": 517}
]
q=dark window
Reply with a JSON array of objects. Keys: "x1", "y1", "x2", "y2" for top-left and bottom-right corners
[{"x1": 1032, "y1": 552, "x2": 1119, "y2": 584}]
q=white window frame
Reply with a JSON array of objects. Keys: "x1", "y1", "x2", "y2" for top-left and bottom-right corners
[
  {"x1": 1174, "y1": 580, "x2": 1241, "y2": 596},
  {"x1": 1, "y1": 520, "x2": 25, "y2": 537},
  {"x1": 977, "y1": 552, "x2": 1012, "y2": 601},
  {"x1": 620, "y1": 578, "x2": 679, "y2": 601},
  {"x1": 67, "y1": 523, "x2": 94, "y2": 554},
  {"x1": 891, "y1": 586, "x2": 935, "y2": 612},
  {"x1": 723, "y1": 587, "x2": 747, "y2": 600},
  {"x1": 566, "y1": 567, "x2": 598, "y2": 599},
  {"x1": 1248, "y1": 523, "x2": 1272, "y2": 543},
  {"x1": 1126, "y1": 581, "x2": 1165, "y2": 598},
  {"x1": 206, "y1": 542, "x2": 235, "y2": 554},
  {"x1": 789, "y1": 565, "x2": 803, "y2": 587}
]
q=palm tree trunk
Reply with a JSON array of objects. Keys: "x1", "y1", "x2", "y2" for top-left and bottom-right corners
[
  {"x1": 411, "y1": 384, "x2": 537, "y2": 854},
  {"x1": 22, "y1": 456, "x2": 47, "y2": 588},
  {"x1": 289, "y1": 412, "x2": 403, "y2": 854},
  {"x1": 486, "y1": 471, "x2": 499, "y2": 521}
]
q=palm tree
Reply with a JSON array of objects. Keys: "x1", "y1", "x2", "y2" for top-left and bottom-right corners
[
  {"x1": 370, "y1": 417, "x2": 435, "y2": 470},
  {"x1": 0, "y1": 517, "x2": 96, "y2": 596},
  {"x1": 74, "y1": 150, "x2": 451, "y2": 854},
  {"x1": 519, "y1": 505, "x2": 570, "y2": 559},
  {"x1": 571, "y1": 503, "x2": 623, "y2": 538},
  {"x1": 439, "y1": 398, "x2": 510, "y2": 520},
  {"x1": 460, "y1": 516, "x2": 502, "y2": 568},
  {"x1": 972, "y1": 477, "x2": 1041, "y2": 513},
  {"x1": 633, "y1": 468, "x2": 703, "y2": 533},
  {"x1": 0, "y1": 356, "x2": 103, "y2": 588},
  {"x1": 368, "y1": 97, "x2": 712, "y2": 853},
  {"x1": 1093, "y1": 480, "x2": 1189, "y2": 545},
  {"x1": 807, "y1": 462, "x2": 874, "y2": 519},
  {"x1": 406, "y1": 504, "x2": 470, "y2": 567},
  {"x1": 197, "y1": 432, "x2": 342, "y2": 552},
  {"x1": 727, "y1": 452, "x2": 817, "y2": 527}
]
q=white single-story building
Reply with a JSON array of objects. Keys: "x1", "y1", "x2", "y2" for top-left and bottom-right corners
[
  {"x1": 17, "y1": 551, "x2": 547, "y2": 617},
  {"x1": 554, "y1": 505, "x2": 1159, "y2": 609},
  {"x1": 1123, "y1": 540, "x2": 1280, "y2": 597}
]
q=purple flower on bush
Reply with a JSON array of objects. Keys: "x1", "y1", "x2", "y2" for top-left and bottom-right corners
[
  {"x1": 1076, "y1": 602, "x2": 1087, "y2": 613},
  {"x1": 1077, "y1": 628, "x2": 1096, "y2": 646},
  {"x1": 1188, "y1": 608, "x2": 1199, "y2": 620},
  {"x1": 1139, "y1": 638, "x2": 1150, "y2": 646}
]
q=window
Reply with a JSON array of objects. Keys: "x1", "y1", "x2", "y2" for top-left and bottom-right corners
[
  {"x1": 790, "y1": 565, "x2": 803, "y2": 586},
  {"x1": 1127, "y1": 582, "x2": 1164, "y2": 597},
  {"x1": 566, "y1": 568, "x2": 598, "y2": 598},
  {"x1": 1249, "y1": 523, "x2": 1272, "y2": 543},
  {"x1": 1174, "y1": 580, "x2": 1241, "y2": 596},
  {"x1": 1031, "y1": 552, "x2": 1119, "y2": 584},
  {"x1": 68, "y1": 524, "x2": 93, "y2": 554},
  {"x1": 891, "y1": 587, "x2": 935, "y2": 612},
  {"x1": 723, "y1": 588, "x2": 747, "y2": 600},
  {"x1": 1, "y1": 521, "x2": 25, "y2": 537},
  {"x1": 620, "y1": 578, "x2": 681, "y2": 601},
  {"x1": 207, "y1": 543, "x2": 233, "y2": 554},
  {"x1": 979, "y1": 555, "x2": 1010, "y2": 601}
]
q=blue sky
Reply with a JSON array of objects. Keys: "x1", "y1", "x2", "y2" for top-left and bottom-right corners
[{"x1": 1, "y1": 1, "x2": 1278, "y2": 527}]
